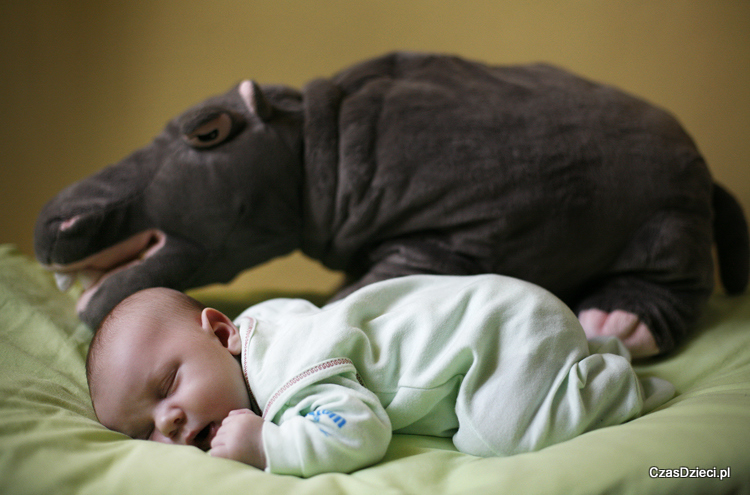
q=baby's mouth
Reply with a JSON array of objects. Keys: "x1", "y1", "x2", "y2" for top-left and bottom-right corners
[{"x1": 193, "y1": 422, "x2": 217, "y2": 451}]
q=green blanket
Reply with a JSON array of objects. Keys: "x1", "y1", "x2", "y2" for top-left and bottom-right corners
[{"x1": 1, "y1": 245, "x2": 748, "y2": 494}]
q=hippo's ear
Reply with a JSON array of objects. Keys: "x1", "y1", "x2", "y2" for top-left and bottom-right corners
[{"x1": 239, "y1": 80, "x2": 272, "y2": 121}]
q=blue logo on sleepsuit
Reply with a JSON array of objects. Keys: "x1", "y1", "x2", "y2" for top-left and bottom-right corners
[{"x1": 306, "y1": 409, "x2": 347, "y2": 428}]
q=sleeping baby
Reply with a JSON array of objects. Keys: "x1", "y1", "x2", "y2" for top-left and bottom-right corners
[{"x1": 86, "y1": 274, "x2": 674, "y2": 477}]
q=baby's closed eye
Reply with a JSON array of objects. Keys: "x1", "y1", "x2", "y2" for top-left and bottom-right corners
[{"x1": 160, "y1": 366, "x2": 179, "y2": 398}]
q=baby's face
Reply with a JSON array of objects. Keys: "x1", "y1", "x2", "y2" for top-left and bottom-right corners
[{"x1": 91, "y1": 307, "x2": 251, "y2": 451}]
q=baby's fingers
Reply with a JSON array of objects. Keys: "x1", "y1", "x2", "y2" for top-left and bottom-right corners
[
  {"x1": 227, "y1": 408, "x2": 254, "y2": 418},
  {"x1": 208, "y1": 445, "x2": 228, "y2": 459},
  {"x1": 208, "y1": 413, "x2": 266, "y2": 468},
  {"x1": 208, "y1": 427, "x2": 230, "y2": 456}
]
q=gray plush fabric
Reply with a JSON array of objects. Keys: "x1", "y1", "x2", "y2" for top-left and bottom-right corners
[{"x1": 35, "y1": 52, "x2": 748, "y2": 353}]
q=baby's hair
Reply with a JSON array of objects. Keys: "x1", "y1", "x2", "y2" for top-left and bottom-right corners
[{"x1": 86, "y1": 288, "x2": 205, "y2": 413}]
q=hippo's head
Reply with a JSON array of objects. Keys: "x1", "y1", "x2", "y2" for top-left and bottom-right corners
[{"x1": 35, "y1": 81, "x2": 304, "y2": 328}]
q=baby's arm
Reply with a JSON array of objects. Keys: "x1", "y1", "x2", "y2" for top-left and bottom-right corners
[
  {"x1": 209, "y1": 409, "x2": 266, "y2": 469},
  {"x1": 261, "y1": 372, "x2": 392, "y2": 477}
]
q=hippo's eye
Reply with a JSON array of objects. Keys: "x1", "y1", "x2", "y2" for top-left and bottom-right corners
[{"x1": 184, "y1": 113, "x2": 233, "y2": 149}]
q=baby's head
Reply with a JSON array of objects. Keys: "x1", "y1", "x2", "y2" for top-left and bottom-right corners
[{"x1": 86, "y1": 287, "x2": 251, "y2": 451}]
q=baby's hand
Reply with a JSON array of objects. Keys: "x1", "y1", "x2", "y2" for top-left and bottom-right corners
[{"x1": 209, "y1": 409, "x2": 267, "y2": 469}]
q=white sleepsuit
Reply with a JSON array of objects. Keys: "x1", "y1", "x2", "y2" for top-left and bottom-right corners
[{"x1": 235, "y1": 274, "x2": 673, "y2": 477}]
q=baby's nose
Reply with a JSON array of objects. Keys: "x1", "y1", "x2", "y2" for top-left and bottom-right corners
[{"x1": 155, "y1": 405, "x2": 187, "y2": 442}]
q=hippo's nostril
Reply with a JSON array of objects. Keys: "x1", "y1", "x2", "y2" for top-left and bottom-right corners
[{"x1": 59, "y1": 215, "x2": 81, "y2": 232}]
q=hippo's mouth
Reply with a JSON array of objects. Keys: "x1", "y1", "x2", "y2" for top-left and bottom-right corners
[{"x1": 44, "y1": 229, "x2": 167, "y2": 313}]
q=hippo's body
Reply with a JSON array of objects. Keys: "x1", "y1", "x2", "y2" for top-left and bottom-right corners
[{"x1": 35, "y1": 52, "x2": 749, "y2": 355}]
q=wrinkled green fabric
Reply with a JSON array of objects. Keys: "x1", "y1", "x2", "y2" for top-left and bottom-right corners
[{"x1": 1, "y1": 245, "x2": 748, "y2": 494}]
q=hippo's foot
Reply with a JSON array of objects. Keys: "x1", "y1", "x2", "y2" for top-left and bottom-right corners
[{"x1": 578, "y1": 309, "x2": 659, "y2": 359}]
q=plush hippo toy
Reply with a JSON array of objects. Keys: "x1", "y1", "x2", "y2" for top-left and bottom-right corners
[{"x1": 35, "y1": 52, "x2": 749, "y2": 357}]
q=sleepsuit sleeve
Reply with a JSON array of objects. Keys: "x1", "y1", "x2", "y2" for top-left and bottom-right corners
[{"x1": 261, "y1": 371, "x2": 392, "y2": 477}]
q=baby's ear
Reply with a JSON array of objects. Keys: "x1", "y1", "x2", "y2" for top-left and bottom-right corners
[{"x1": 201, "y1": 308, "x2": 242, "y2": 355}]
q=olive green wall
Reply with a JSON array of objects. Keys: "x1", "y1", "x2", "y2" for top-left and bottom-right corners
[{"x1": 1, "y1": 1, "x2": 748, "y2": 296}]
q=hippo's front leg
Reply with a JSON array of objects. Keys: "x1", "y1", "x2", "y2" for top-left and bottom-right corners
[{"x1": 331, "y1": 239, "x2": 481, "y2": 302}]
